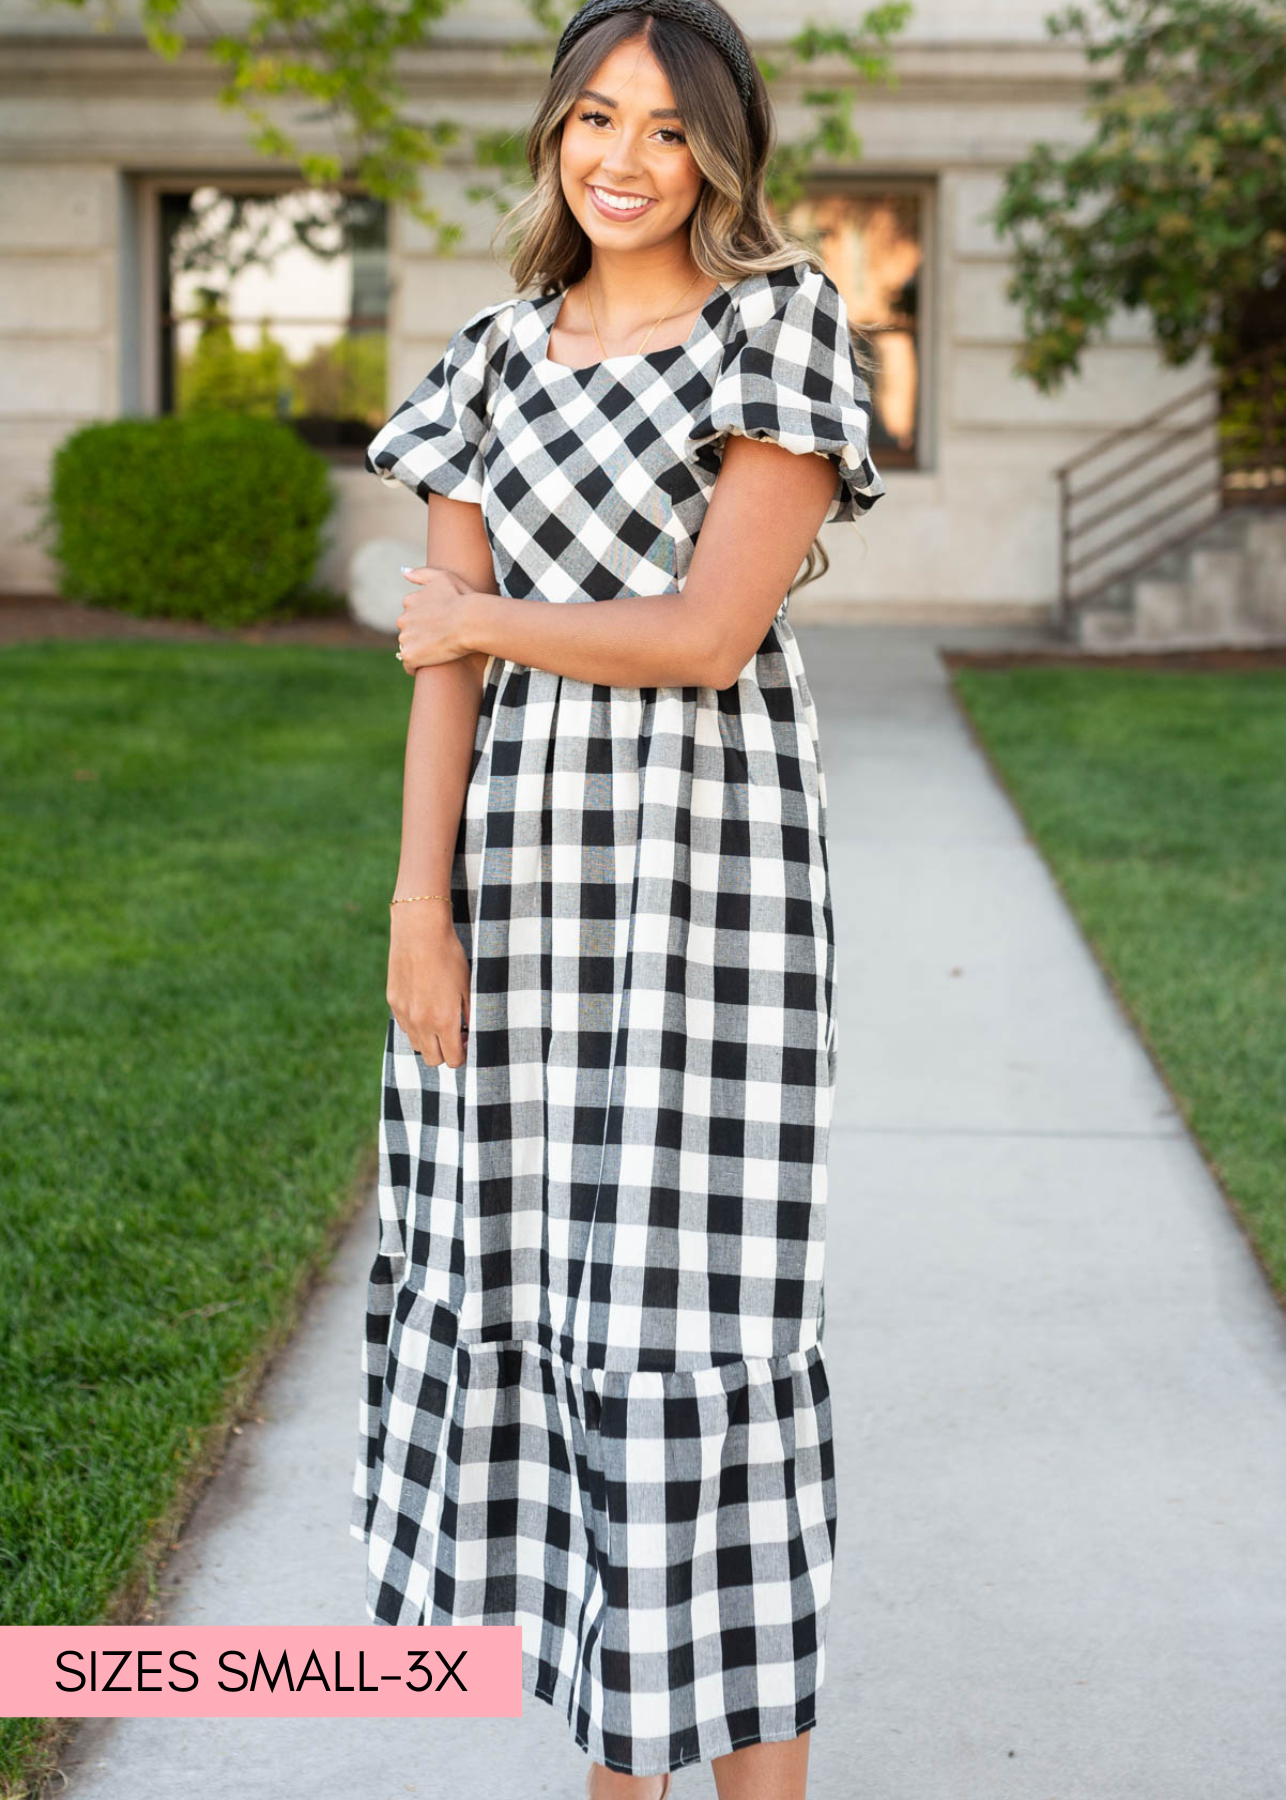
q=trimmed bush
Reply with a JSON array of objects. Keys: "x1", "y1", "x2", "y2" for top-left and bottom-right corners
[{"x1": 46, "y1": 413, "x2": 336, "y2": 628}]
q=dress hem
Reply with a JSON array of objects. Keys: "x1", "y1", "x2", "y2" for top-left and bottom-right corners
[
  {"x1": 344, "y1": 1546, "x2": 822, "y2": 1779},
  {"x1": 527, "y1": 1665, "x2": 821, "y2": 1776}
]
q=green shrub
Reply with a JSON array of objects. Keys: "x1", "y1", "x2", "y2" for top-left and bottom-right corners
[{"x1": 46, "y1": 413, "x2": 336, "y2": 628}]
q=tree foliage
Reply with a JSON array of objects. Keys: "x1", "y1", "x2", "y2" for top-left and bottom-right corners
[{"x1": 989, "y1": 0, "x2": 1286, "y2": 392}]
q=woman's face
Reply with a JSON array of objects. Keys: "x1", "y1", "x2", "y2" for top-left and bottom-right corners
[{"x1": 559, "y1": 38, "x2": 704, "y2": 252}]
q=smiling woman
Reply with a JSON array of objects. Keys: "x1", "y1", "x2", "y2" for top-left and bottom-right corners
[
  {"x1": 548, "y1": 49, "x2": 713, "y2": 365},
  {"x1": 351, "y1": 5, "x2": 885, "y2": 1797}
]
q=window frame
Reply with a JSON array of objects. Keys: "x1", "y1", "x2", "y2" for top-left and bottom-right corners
[
  {"x1": 131, "y1": 171, "x2": 388, "y2": 462},
  {"x1": 787, "y1": 174, "x2": 936, "y2": 473}
]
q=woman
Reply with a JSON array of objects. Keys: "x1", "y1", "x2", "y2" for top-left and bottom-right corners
[{"x1": 351, "y1": 1, "x2": 885, "y2": 1794}]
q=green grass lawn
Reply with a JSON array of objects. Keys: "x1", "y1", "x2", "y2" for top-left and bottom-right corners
[
  {"x1": 950, "y1": 663, "x2": 1286, "y2": 1301},
  {"x1": 0, "y1": 641, "x2": 408, "y2": 1790}
]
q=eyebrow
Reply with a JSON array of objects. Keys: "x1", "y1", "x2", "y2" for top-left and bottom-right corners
[{"x1": 576, "y1": 87, "x2": 682, "y2": 120}]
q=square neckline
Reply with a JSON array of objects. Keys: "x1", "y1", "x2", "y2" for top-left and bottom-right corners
[{"x1": 535, "y1": 278, "x2": 737, "y2": 376}]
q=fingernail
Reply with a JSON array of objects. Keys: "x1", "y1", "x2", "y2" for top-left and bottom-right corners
[{"x1": 400, "y1": 565, "x2": 413, "y2": 575}]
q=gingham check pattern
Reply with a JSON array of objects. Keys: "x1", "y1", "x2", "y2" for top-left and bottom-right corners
[{"x1": 353, "y1": 259, "x2": 883, "y2": 1775}]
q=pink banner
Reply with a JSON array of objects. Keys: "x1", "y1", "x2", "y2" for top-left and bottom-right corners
[{"x1": 0, "y1": 1627, "x2": 523, "y2": 1718}]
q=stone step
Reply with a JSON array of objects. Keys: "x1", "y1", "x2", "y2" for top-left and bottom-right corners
[
  {"x1": 1072, "y1": 506, "x2": 1286, "y2": 646},
  {"x1": 1196, "y1": 509, "x2": 1256, "y2": 550},
  {"x1": 1134, "y1": 576, "x2": 1191, "y2": 641},
  {"x1": 1185, "y1": 548, "x2": 1247, "y2": 635},
  {"x1": 1076, "y1": 607, "x2": 1136, "y2": 649},
  {"x1": 1085, "y1": 511, "x2": 1240, "y2": 607},
  {"x1": 1094, "y1": 579, "x2": 1133, "y2": 610},
  {"x1": 1245, "y1": 513, "x2": 1286, "y2": 562},
  {"x1": 1245, "y1": 536, "x2": 1286, "y2": 629},
  {"x1": 1147, "y1": 547, "x2": 1195, "y2": 581}
]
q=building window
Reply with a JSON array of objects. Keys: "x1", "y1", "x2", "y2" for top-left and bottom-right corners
[
  {"x1": 786, "y1": 187, "x2": 924, "y2": 469},
  {"x1": 156, "y1": 184, "x2": 388, "y2": 460}
]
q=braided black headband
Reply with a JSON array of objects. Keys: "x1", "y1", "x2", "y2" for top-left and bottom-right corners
[{"x1": 551, "y1": 0, "x2": 757, "y2": 117}]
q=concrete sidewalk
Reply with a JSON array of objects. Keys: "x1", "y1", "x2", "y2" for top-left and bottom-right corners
[{"x1": 60, "y1": 626, "x2": 1286, "y2": 1799}]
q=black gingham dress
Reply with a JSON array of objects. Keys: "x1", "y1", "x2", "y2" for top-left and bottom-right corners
[{"x1": 351, "y1": 257, "x2": 885, "y2": 1776}]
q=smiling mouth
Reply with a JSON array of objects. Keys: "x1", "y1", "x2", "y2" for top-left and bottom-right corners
[{"x1": 587, "y1": 185, "x2": 658, "y2": 216}]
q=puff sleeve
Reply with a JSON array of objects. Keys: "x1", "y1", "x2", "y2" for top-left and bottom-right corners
[
  {"x1": 365, "y1": 296, "x2": 515, "y2": 505},
  {"x1": 685, "y1": 263, "x2": 886, "y2": 523}
]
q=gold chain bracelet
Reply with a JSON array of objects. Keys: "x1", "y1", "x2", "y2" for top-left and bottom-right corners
[{"x1": 390, "y1": 893, "x2": 452, "y2": 906}]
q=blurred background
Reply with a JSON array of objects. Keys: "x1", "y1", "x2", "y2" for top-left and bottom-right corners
[{"x1": 2, "y1": 0, "x2": 1282, "y2": 638}]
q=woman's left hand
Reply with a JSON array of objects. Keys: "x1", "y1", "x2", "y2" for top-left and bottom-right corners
[{"x1": 396, "y1": 565, "x2": 475, "y2": 672}]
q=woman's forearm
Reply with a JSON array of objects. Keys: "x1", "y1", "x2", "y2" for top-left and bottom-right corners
[
  {"x1": 394, "y1": 653, "x2": 487, "y2": 896},
  {"x1": 459, "y1": 589, "x2": 731, "y2": 689}
]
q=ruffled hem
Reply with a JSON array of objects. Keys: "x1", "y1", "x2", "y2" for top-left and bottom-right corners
[
  {"x1": 340, "y1": 1581, "x2": 823, "y2": 1778},
  {"x1": 684, "y1": 419, "x2": 885, "y2": 525},
  {"x1": 524, "y1": 1655, "x2": 821, "y2": 1778},
  {"x1": 352, "y1": 1279, "x2": 836, "y2": 1774}
]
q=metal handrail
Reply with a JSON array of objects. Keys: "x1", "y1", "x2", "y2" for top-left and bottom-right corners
[
  {"x1": 1067, "y1": 474, "x2": 1223, "y2": 584},
  {"x1": 1056, "y1": 365, "x2": 1230, "y2": 475},
  {"x1": 1069, "y1": 434, "x2": 1222, "y2": 548},
  {"x1": 1053, "y1": 339, "x2": 1286, "y2": 630}
]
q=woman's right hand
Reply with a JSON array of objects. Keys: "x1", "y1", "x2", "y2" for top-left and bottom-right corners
[{"x1": 387, "y1": 903, "x2": 471, "y2": 1068}]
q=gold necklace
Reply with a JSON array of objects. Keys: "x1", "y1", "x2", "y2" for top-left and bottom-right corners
[{"x1": 583, "y1": 268, "x2": 708, "y2": 360}]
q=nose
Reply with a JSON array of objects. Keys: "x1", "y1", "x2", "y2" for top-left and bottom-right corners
[{"x1": 597, "y1": 131, "x2": 644, "y2": 182}]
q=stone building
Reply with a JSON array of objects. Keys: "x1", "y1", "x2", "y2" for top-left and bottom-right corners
[{"x1": 0, "y1": 0, "x2": 1216, "y2": 625}]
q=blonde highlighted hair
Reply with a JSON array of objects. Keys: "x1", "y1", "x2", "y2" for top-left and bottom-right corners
[{"x1": 488, "y1": 1, "x2": 874, "y2": 595}]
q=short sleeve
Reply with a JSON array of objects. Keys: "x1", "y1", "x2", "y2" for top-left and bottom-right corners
[
  {"x1": 685, "y1": 263, "x2": 886, "y2": 523},
  {"x1": 365, "y1": 297, "x2": 515, "y2": 505}
]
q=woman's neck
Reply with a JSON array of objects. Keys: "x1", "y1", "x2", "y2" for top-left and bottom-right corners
[{"x1": 583, "y1": 247, "x2": 706, "y2": 325}]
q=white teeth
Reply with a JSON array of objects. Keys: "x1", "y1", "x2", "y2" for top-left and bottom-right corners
[{"x1": 592, "y1": 187, "x2": 653, "y2": 212}]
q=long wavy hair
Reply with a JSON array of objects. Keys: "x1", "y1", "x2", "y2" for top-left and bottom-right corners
[{"x1": 489, "y1": 2, "x2": 875, "y2": 595}]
